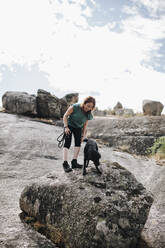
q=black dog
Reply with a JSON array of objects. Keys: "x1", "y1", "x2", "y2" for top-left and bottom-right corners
[{"x1": 83, "y1": 138, "x2": 102, "y2": 175}]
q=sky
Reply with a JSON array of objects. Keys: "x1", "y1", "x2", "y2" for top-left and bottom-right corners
[{"x1": 0, "y1": 0, "x2": 165, "y2": 113}]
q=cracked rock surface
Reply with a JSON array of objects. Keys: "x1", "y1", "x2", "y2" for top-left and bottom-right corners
[{"x1": 0, "y1": 113, "x2": 165, "y2": 248}]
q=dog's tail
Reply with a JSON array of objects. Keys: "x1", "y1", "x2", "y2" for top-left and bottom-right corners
[{"x1": 83, "y1": 138, "x2": 88, "y2": 142}]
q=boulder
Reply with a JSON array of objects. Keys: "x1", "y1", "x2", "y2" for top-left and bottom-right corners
[
  {"x1": 36, "y1": 89, "x2": 64, "y2": 119},
  {"x1": 20, "y1": 161, "x2": 153, "y2": 248},
  {"x1": 142, "y1": 100, "x2": 164, "y2": 116},
  {"x1": 61, "y1": 93, "x2": 79, "y2": 106},
  {"x1": 113, "y1": 101, "x2": 134, "y2": 117},
  {"x1": 36, "y1": 90, "x2": 79, "y2": 119},
  {"x1": 114, "y1": 102, "x2": 123, "y2": 110},
  {"x1": 60, "y1": 93, "x2": 79, "y2": 116},
  {"x1": 2, "y1": 91, "x2": 37, "y2": 116},
  {"x1": 37, "y1": 89, "x2": 61, "y2": 119},
  {"x1": 58, "y1": 98, "x2": 68, "y2": 117}
]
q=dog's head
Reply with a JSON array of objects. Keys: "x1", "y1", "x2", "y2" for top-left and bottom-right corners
[{"x1": 89, "y1": 150, "x2": 101, "y2": 166}]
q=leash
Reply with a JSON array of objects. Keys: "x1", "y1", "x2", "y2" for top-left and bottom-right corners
[{"x1": 57, "y1": 130, "x2": 66, "y2": 148}]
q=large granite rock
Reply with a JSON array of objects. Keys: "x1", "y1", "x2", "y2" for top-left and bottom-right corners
[
  {"x1": 36, "y1": 89, "x2": 79, "y2": 119},
  {"x1": 2, "y1": 91, "x2": 37, "y2": 116},
  {"x1": 36, "y1": 89, "x2": 62, "y2": 119},
  {"x1": 20, "y1": 161, "x2": 153, "y2": 248},
  {"x1": 114, "y1": 102, "x2": 123, "y2": 110},
  {"x1": 113, "y1": 102, "x2": 134, "y2": 116},
  {"x1": 61, "y1": 93, "x2": 79, "y2": 106},
  {"x1": 87, "y1": 116, "x2": 165, "y2": 155},
  {"x1": 143, "y1": 100, "x2": 164, "y2": 116},
  {"x1": 60, "y1": 93, "x2": 79, "y2": 116}
]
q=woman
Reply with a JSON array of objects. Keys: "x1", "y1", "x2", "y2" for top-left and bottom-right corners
[{"x1": 62, "y1": 96, "x2": 96, "y2": 172}]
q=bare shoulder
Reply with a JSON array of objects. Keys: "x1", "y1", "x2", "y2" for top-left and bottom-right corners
[{"x1": 65, "y1": 105, "x2": 74, "y2": 116}]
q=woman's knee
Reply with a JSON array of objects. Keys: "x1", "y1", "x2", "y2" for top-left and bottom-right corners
[
  {"x1": 75, "y1": 139, "x2": 81, "y2": 147},
  {"x1": 64, "y1": 132, "x2": 72, "y2": 149},
  {"x1": 64, "y1": 143, "x2": 71, "y2": 149}
]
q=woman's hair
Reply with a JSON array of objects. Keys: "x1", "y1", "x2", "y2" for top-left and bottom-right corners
[{"x1": 81, "y1": 96, "x2": 96, "y2": 112}]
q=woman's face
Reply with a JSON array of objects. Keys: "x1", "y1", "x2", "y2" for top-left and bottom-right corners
[{"x1": 83, "y1": 102, "x2": 94, "y2": 112}]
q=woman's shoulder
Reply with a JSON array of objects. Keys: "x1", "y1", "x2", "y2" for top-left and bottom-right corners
[{"x1": 72, "y1": 103, "x2": 81, "y2": 111}]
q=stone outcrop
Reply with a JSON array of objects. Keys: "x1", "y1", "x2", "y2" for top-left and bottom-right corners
[
  {"x1": 61, "y1": 93, "x2": 79, "y2": 106},
  {"x1": 142, "y1": 99, "x2": 164, "y2": 116},
  {"x1": 87, "y1": 116, "x2": 165, "y2": 155},
  {"x1": 114, "y1": 101, "x2": 123, "y2": 110},
  {"x1": 36, "y1": 89, "x2": 63, "y2": 119},
  {"x1": 60, "y1": 93, "x2": 79, "y2": 117},
  {"x1": 37, "y1": 90, "x2": 79, "y2": 119},
  {"x1": 20, "y1": 161, "x2": 153, "y2": 248},
  {"x1": 2, "y1": 89, "x2": 79, "y2": 119},
  {"x1": 2, "y1": 91, "x2": 37, "y2": 116},
  {"x1": 113, "y1": 102, "x2": 134, "y2": 116}
]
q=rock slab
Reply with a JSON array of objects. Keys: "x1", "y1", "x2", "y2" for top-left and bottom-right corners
[
  {"x1": 87, "y1": 116, "x2": 165, "y2": 155},
  {"x1": 20, "y1": 161, "x2": 153, "y2": 248}
]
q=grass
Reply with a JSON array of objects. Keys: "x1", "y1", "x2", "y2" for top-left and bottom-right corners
[
  {"x1": 119, "y1": 145, "x2": 130, "y2": 153},
  {"x1": 0, "y1": 107, "x2": 5, "y2": 112},
  {"x1": 148, "y1": 136, "x2": 165, "y2": 165}
]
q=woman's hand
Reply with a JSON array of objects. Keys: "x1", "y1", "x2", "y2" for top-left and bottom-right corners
[
  {"x1": 81, "y1": 135, "x2": 84, "y2": 143},
  {"x1": 64, "y1": 127, "x2": 70, "y2": 135}
]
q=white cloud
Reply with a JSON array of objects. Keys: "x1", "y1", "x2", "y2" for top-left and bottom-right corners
[
  {"x1": 132, "y1": 0, "x2": 165, "y2": 17},
  {"x1": 122, "y1": 5, "x2": 139, "y2": 16},
  {"x1": 122, "y1": 15, "x2": 165, "y2": 40},
  {"x1": 0, "y1": 0, "x2": 165, "y2": 113},
  {"x1": 89, "y1": 0, "x2": 97, "y2": 6},
  {"x1": 0, "y1": 0, "x2": 55, "y2": 64}
]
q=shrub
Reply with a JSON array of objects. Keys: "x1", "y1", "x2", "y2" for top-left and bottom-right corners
[{"x1": 149, "y1": 136, "x2": 165, "y2": 159}]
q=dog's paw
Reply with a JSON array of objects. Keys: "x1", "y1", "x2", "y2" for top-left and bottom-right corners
[
  {"x1": 96, "y1": 166, "x2": 102, "y2": 175},
  {"x1": 83, "y1": 170, "x2": 87, "y2": 176}
]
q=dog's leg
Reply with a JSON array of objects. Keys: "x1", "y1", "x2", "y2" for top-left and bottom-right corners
[
  {"x1": 95, "y1": 164, "x2": 102, "y2": 174},
  {"x1": 83, "y1": 159, "x2": 88, "y2": 175},
  {"x1": 86, "y1": 160, "x2": 89, "y2": 167}
]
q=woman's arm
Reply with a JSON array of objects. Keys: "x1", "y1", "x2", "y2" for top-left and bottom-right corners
[
  {"x1": 81, "y1": 120, "x2": 88, "y2": 141},
  {"x1": 63, "y1": 106, "x2": 73, "y2": 134}
]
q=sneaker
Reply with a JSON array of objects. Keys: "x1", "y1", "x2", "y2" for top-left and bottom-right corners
[
  {"x1": 71, "y1": 159, "x2": 82, "y2": 169},
  {"x1": 63, "y1": 161, "x2": 72, "y2": 173}
]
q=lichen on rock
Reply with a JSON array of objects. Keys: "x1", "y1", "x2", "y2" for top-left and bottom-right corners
[{"x1": 20, "y1": 161, "x2": 153, "y2": 248}]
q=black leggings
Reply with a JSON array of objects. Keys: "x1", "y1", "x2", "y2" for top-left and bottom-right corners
[{"x1": 64, "y1": 125, "x2": 82, "y2": 149}]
